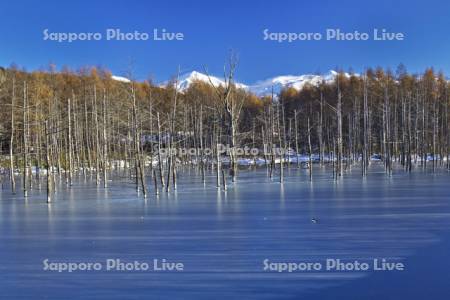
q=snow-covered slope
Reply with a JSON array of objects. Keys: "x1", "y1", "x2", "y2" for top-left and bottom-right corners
[
  {"x1": 162, "y1": 70, "x2": 351, "y2": 96},
  {"x1": 111, "y1": 75, "x2": 131, "y2": 83},
  {"x1": 166, "y1": 71, "x2": 248, "y2": 91},
  {"x1": 248, "y1": 71, "x2": 339, "y2": 96}
]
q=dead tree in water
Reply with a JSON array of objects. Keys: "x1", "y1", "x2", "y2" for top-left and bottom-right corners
[
  {"x1": 320, "y1": 76, "x2": 344, "y2": 178},
  {"x1": 83, "y1": 96, "x2": 92, "y2": 173},
  {"x1": 67, "y1": 97, "x2": 73, "y2": 186},
  {"x1": 336, "y1": 77, "x2": 343, "y2": 177},
  {"x1": 269, "y1": 101, "x2": 275, "y2": 179},
  {"x1": 221, "y1": 168, "x2": 227, "y2": 190},
  {"x1": 166, "y1": 70, "x2": 180, "y2": 192},
  {"x1": 165, "y1": 126, "x2": 172, "y2": 193},
  {"x1": 131, "y1": 83, "x2": 147, "y2": 197},
  {"x1": 199, "y1": 105, "x2": 206, "y2": 184},
  {"x1": 206, "y1": 54, "x2": 243, "y2": 183},
  {"x1": 362, "y1": 75, "x2": 369, "y2": 176},
  {"x1": 93, "y1": 86, "x2": 100, "y2": 185},
  {"x1": 293, "y1": 110, "x2": 300, "y2": 168},
  {"x1": 383, "y1": 81, "x2": 392, "y2": 175},
  {"x1": 307, "y1": 116, "x2": 313, "y2": 182},
  {"x1": 10, "y1": 77, "x2": 16, "y2": 193},
  {"x1": 216, "y1": 132, "x2": 221, "y2": 188},
  {"x1": 318, "y1": 89, "x2": 325, "y2": 165},
  {"x1": 102, "y1": 90, "x2": 108, "y2": 188},
  {"x1": 23, "y1": 82, "x2": 29, "y2": 197},
  {"x1": 45, "y1": 120, "x2": 53, "y2": 203},
  {"x1": 277, "y1": 102, "x2": 284, "y2": 183},
  {"x1": 35, "y1": 106, "x2": 42, "y2": 189},
  {"x1": 157, "y1": 112, "x2": 165, "y2": 187},
  {"x1": 153, "y1": 169, "x2": 159, "y2": 195}
]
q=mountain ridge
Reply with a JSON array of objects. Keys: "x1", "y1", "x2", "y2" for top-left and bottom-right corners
[{"x1": 156, "y1": 70, "x2": 353, "y2": 96}]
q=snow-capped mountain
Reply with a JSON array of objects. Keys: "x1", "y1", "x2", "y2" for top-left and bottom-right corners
[
  {"x1": 164, "y1": 71, "x2": 248, "y2": 91},
  {"x1": 162, "y1": 70, "x2": 349, "y2": 96},
  {"x1": 111, "y1": 75, "x2": 131, "y2": 83},
  {"x1": 248, "y1": 71, "x2": 339, "y2": 96}
]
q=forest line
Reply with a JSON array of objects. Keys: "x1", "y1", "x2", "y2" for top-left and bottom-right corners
[{"x1": 0, "y1": 62, "x2": 449, "y2": 201}]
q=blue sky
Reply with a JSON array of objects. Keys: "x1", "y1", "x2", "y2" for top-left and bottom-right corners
[{"x1": 1, "y1": 0, "x2": 450, "y2": 83}]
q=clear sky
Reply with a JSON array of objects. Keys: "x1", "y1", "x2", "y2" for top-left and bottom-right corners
[{"x1": 1, "y1": 0, "x2": 450, "y2": 83}]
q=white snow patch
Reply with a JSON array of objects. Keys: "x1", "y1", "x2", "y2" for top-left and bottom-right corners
[
  {"x1": 163, "y1": 71, "x2": 248, "y2": 91},
  {"x1": 247, "y1": 70, "x2": 355, "y2": 96},
  {"x1": 111, "y1": 75, "x2": 131, "y2": 83}
]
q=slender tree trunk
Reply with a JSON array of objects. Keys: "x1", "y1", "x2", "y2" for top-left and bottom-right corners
[
  {"x1": 67, "y1": 98, "x2": 73, "y2": 186},
  {"x1": 307, "y1": 117, "x2": 313, "y2": 181},
  {"x1": 10, "y1": 78, "x2": 16, "y2": 193},
  {"x1": 94, "y1": 87, "x2": 100, "y2": 185},
  {"x1": 45, "y1": 120, "x2": 53, "y2": 203},
  {"x1": 102, "y1": 90, "x2": 108, "y2": 187},
  {"x1": 23, "y1": 82, "x2": 29, "y2": 198},
  {"x1": 337, "y1": 78, "x2": 343, "y2": 177},
  {"x1": 157, "y1": 112, "x2": 165, "y2": 187}
]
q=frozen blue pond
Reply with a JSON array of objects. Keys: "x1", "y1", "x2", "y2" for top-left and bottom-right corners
[{"x1": 1, "y1": 166, "x2": 450, "y2": 299}]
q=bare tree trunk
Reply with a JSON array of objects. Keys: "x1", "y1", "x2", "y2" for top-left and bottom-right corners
[
  {"x1": 216, "y1": 128, "x2": 221, "y2": 188},
  {"x1": 294, "y1": 110, "x2": 300, "y2": 168},
  {"x1": 157, "y1": 112, "x2": 165, "y2": 187},
  {"x1": 35, "y1": 107, "x2": 42, "y2": 189},
  {"x1": 94, "y1": 87, "x2": 100, "y2": 185},
  {"x1": 172, "y1": 153, "x2": 177, "y2": 190},
  {"x1": 102, "y1": 90, "x2": 108, "y2": 188},
  {"x1": 337, "y1": 78, "x2": 343, "y2": 177},
  {"x1": 165, "y1": 135, "x2": 172, "y2": 193},
  {"x1": 132, "y1": 85, "x2": 147, "y2": 197},
  {"x1": 319, "y1": 90, "x2": 325, "y2": 165},
  {"x1": 199, "y1": 105, "x2": 206, "y2": 184},
  {"x1": 153, "y1": 169, "x2": 159, "y2": 195},
  {"x1": 67, "y1": 98, "x2": 73, "y2": 186},
  {"x1": 23, "y1": 82, "x2": 29, "y2": 198},
  {"x1": 269, "y1": 104, "x2": 275, "y2": 179},
  {"x1": 307, "y1": 117, "x2": 313, "y2": 181},
  {"x1": 363, "y1": 75, "x2": 369, "y2": 176},
  {"x1": 221, "y1": 168, "x2": 227, "y2": 191},
  {"x1": 84, "y1": 98, "x2": 92, "y2": 172},
  {"x1": 383, "y1": 82, "x2": 392, "y2": 175},
  {"x1": 277, "y1": 103, "x2": 284, "y2": 183},
  {"x1": 45, "y1": 120, "x2": 53, "y2": 203},
  {"x1": 10, "y1": 77, "x2": 16, "y2": 193}
]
